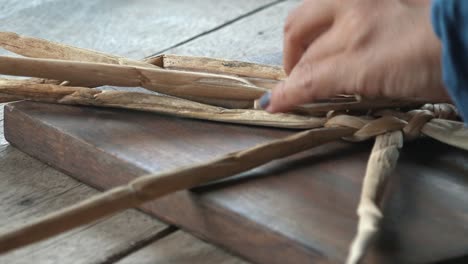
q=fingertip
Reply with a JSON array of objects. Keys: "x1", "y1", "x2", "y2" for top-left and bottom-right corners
[
  {"x1": 257, "y1": 91, "x2": 271, "y2": 110},
  {"x1": 268, "y1": 66, "x2": 321, "y2": 113},
  {"x1": 265, "y1": 105, "x2": 274, "y2": 112},
  {"x1": 268, "y1": 81, "x2": 294, "y2": 113},
  {"x1": 264, "y1": 84, "x2": 281, "y2": 113}
]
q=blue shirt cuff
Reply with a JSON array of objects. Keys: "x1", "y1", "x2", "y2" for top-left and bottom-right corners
[{"x1": 431, "y1": 0, "x2": 468, "y2": 121}]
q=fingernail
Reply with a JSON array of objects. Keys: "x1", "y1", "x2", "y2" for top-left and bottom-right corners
[{"x1": 258, "y1": 92, "x2": 271, "y2": 109}]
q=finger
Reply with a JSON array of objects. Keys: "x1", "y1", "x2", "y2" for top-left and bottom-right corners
[
  {"x1": 268, "y1": 54, "x2": 348, "y2": 113},
  {"x1": 283, "y1": 0, "x2": 336, "y2": 75},
  {"x1": 304, "y1": 22, "x2": 348, "y2": 62}
]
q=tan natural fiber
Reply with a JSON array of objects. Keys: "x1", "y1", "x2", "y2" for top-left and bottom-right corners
[
  {"x1": 0, "y1": 32, "x2": 155, "y2": 68},
  {"x1": 0, "y1": 79, "x2": 324, "y2": 129},
  {"x1": 346, "y1": 131, "x2": 403, "y2": 264},
  {"x1": 0, "y1": 32, "x2": 284, "y2": 109},
  {"x1": 1, "y1": 32, "x2": 468, "y2": 263},
  {"x1": 0, "y1": 126, "x2": 354, "y2": 254},
  {"x1": 0, "y1": 56, "x2": 266, "y2": 100},
  {"x1": 421, "y1": 119, "x2": 468, "y2": 150},
  {"x1": 146, "y1": 54, "x2": 286, "y2": 81},
  {"x1": 0, "y1": 109, "x2": 463, "y2": 256}
]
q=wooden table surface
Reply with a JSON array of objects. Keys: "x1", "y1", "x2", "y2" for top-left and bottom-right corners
[
  {"x1": 0, "y1": 0, "x2": 292, "y2": 263},
  {"x1": 2, "y1": 1, "x2": 468, "y2": 264}
]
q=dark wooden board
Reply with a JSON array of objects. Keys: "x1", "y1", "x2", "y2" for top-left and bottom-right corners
[
  {"x1": 0, "y1": 1, "x2": 290, "y2": 263},
  {"x1": 4, "y1": 100, "x2": 468, "y2": 264}
]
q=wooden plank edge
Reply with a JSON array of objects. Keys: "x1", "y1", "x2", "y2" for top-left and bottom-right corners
[{"x1": 3, "y1": 102, "x2": 333, "y2": 264}]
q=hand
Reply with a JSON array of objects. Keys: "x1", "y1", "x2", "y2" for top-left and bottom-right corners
[{"x1": 266, "y1": 0, "x2": 449, "y2": 113}]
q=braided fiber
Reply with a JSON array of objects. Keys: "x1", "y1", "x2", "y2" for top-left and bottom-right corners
[{"x1": 0, "y1": 32, "x2": 467, "y2": 264}]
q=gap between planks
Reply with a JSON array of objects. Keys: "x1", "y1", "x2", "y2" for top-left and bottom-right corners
[
  {"x1": 0, "y1": 104, "x2": 180, "y2": 263},
  {"x1": 0, "y1": 1, "x2": 290, "y2": 262},
  {"x1": 100, "y1": 225, "x2": 178, "y2": 264},
  {"x1": 148, "y1": 0, "x2": 288, "y2": 56}
]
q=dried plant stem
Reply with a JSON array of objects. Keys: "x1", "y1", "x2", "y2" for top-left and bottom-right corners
[
  {"x1": 146, "y1": 54, "x2": 286, "y2": 80},
  {"x1": 0, "y1": 32, "x2": 266, "y2": 109},
  {"x1": 0, "y1": 126, "x2": 355, "y2": 254},
  {"x1": 0, "y1": 32, "x2": 155, "y2": 68},
  {"x1": 2, "y1": 31, "x2": 468, "y2": 264},
  {"x1": 346, "y1": 131, "x2": 403, "y2": 264},
  {"x1": 0, "y1": 56, "x2": 266, "y2": 100},
  {"x1": 422, "y1": 119, "x2": 468, "y2": 151},
  {"x1": 296, "y1": 98, "x2": 427, "y2": 116},
  {"x1": 0, "y1": 79, "x2": 325, "y2": 129}
]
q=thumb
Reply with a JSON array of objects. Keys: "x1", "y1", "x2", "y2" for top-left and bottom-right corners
[{"x1": 267, "y1": 56, "x2": 345, "y2": 113}]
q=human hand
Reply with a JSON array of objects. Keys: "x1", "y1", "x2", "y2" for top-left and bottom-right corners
[{"x1": 265, "y1": 0, "x2": 449, "y2": 113}]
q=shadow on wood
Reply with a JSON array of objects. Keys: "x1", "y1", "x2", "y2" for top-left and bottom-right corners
[{"x1": 4, "y1": 101, "x2": 468, "y2": 264}]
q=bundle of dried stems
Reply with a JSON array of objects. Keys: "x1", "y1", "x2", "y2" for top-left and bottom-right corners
[{"x1": 0, "y1": 32, "x2": 467, "y2": 264}]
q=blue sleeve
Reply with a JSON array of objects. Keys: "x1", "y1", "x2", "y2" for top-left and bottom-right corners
[{"x1": 432, "y1": 0, "x2": 468, "y2": 121}]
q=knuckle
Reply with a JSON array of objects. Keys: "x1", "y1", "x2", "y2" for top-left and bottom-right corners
[
  {"x1": 283, "y1": 6, "x2": 301, "y2": 35},
  {"x1": 294, "y1": 63, "x2": 318, "y2": 98},
  {"x1": 284, "y1": 15, "x2": 295, "y2": 36},
  {"x1": 283, "y1": 30, "x2": 301, "y2": 50},
  {"x1": 339, "y1": 10, "x2": 376, "y2": 52}
]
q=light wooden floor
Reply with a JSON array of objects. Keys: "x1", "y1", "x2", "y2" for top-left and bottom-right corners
[{"x1": 0, "y1": 1, "x2": 298, "y2": 263}]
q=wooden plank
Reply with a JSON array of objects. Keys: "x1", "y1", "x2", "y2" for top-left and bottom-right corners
[
  {"x1": 5, "y1": 101, "x2": 468, "y2": 264},
  {"x1": 117, "y1": 231, "x2": 248, "y2": 264},
  {"x1": 4, "y1": 1, "x2": 468, "y2": 264},
  {"x1": 0, "y1": 1, "x2": 286, "y2": 263},
  {"x1": 0, "y1": 103, "x2": 247, "y2": 264},
  {"x1": 0, "y1": 143, "x2": 169, "y2": 264},
  {"x1": 0, "y1": 0, "x2": 277, "y2": 59},
  {"x1": 168, "y1": 0, "x2": 299, "y2": 60},
  {"x1": 0, "y1": 125, "x2": 248, "y2": 264},
  {"x1": 4, "y1": 1, "x2": 468, "y2": 263}
]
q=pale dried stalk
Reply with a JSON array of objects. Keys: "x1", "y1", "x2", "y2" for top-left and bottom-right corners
[
  {"x1": 0, "y1": 55, "x2": 267, "y2": 100},
  {"x1": 0, "y1": 32, "x2": 284, "y2": 82},
  {"x1": 2, "y1": 31, "x2": 468, "y2": 263},
  {"x1": 0, "y1": 126, "x2": 355, "y2": 254},
  {"x1": 422, "y1": 119, "x2": 468, "y2": 151},
  {"x1": 149, "y1": 55, "x2": 281, "y2": 90},
  {"x1": 0, "y1": 32, "x2": 440, "y2": 111},
  {"x1": 180, "y1": 96, "x2": 255, "y2": 109},
  {"x1": 0, "y1": 32, "x2": 155, "y2": 68},
  {"x1": 0, "y1": 32, "x2": 260, "y2": 108},
  {"x1": 5, "y1": 78, "x2": 467, "y2": 132},
  {"x1": 0, "y1": 32, "x2": 284, "y2": 109},
  {"x1": 296, "y1": 97, "x2": 428, "y2": 116},
  {"x1": 346, "y1": 131, "x2": 403, "y2": 264},
  {"x1": 325, "y1": 115, "x2": 407, "y2": 142},
  {"x1": 147, "y1": 54, "x2": 286, "y2": 80},
  {"x1": 373, "y1": 106, "x2": 468, "y2": 151},
  {"x1": 0, "y1": 79, "x2": 325, "y2": 129}
]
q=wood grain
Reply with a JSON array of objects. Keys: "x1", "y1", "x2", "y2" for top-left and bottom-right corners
[
  {"x1": 346, "y1": 131, "x2": 403, "y2": 264},
  {"x1": 0, "y1": 1, "x2": 291, "y2": 263},
  {"x1": 5, "y1": 1, "x2": 467, "y2": 263},
  {"x1": 0, "y1": 32, "x2": 158, "y2": 68},
  {"x1": 0, "y1": 0, "x2": 276, "y2": 59},
  {"x1": 0, "y1": 79, "x2": 324, "y2": 129},
  {"x1": 0, "y1": 144, "x2": 168, "y2": 264},
  {"x1": 150, "y1": 54, "x2": 286, "y2": 80},
  {"x1": 5, "y1": 101, "x2": 468, "y2": 264},
  {"x1": 0, "y1": 56, "x2": 266, "y2": 100},
  {"x1": 168, "y1": 0, "x2": 299, "y2": 59},
  {"x1": 0, "y1": 123, "x2": 352, "y2": 254},
  {"x1": 117, "y1": 231, "x2": 247, "y2": 264}
]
